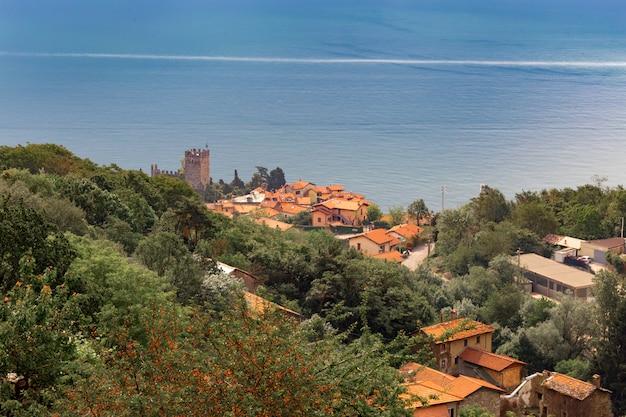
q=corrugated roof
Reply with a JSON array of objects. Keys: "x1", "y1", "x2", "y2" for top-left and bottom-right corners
[
  {"x1": 421, "y1": 319, "x2": 495, "y2": 343},
  {"x1": 459, "y1": 347, "x2": 526, "y2": 372},
  {"x1": 516, "y1": 253, "x2": 594, "y2": 289}
]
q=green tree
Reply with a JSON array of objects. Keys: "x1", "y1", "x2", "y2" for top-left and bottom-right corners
[
  {"x1": 559, "y1": 203, "x2": 603, "y2": 240},
  {"x1": 459, "y1": 404, "x2": 495, "y2": 417},
  {"x1": 470, "y1": 185, "x2": 509, "y2": 224},
  {"x1": 510, "y1": 199, "x2": 558, "y2": 238},
  {"x1": 366, "y1": 204, "x2": 383, "y2": 223},
  {"x1": 230, "y1": 169, "x2": 245, "y2": 190},
  {"x1": 388, "y1": 206, "x2": 405, "y2": 226},
  {"x1": 0, "y1": 197, "x2": 76, "y2": 292},
  {"x1": 407, "y1": 199, "x2": 429, "y2": 225},
  {"x1": 0, "y1": 265, "x2": 80, "y2": 415},
  {"x1": 267, "y1": 167, "x2": 286, "y2": 191},
  {"x1": 592, "y1": 269, "x2": 626, "y2": 414}
]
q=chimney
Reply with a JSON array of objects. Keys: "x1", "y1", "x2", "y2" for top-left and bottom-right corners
[
  {"x1": 592, "y1": 374, "x2": 601, "y2": 388},
  {"x1": 440, "y1": 311, "x2": 444, "y2": 323},
  {"x1": 450, "y1": 310, "x2": 458, "y2": 320}
]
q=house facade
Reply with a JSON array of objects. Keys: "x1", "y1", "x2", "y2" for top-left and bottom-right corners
[
  {"x1": 457, "y1": 347, "x2": 526, "y2": 393},
  {"x1": 501, "y1": 371, "x2": 613, "y2": 417},
  {"x1": 419, "y1": 315, "x2": 495, "y2": 375},
  {"x1": 348, "y1": 228, "x2": 401, "y2": 255},
  {"x1": 311, "y1": 198, "x2": 369, "y2": 227},
  {"x1": 401, "y1": 363, "x2": 503, "y2": 417}
]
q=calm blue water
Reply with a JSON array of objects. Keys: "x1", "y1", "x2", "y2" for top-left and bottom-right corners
[{"x1": 1, "y1": 0, "x2": 626, "y2": 211}]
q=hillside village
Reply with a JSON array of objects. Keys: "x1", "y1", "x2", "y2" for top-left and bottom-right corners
[{"x1": 2, "y1": 144, "x2": 626, "y2": 416}]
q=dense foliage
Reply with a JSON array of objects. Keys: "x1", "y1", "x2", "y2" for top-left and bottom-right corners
[{"x1": 2, "y1": 143, "x2": 626, "y2": 415}]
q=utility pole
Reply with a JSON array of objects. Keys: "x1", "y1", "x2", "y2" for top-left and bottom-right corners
[{"x1": 441, "y1": 185, "x2": 446, "y2": 212}]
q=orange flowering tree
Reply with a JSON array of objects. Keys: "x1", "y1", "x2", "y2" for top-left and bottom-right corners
[{"x1": 58, "y1": 299, "x2": 423, "y2": 417}]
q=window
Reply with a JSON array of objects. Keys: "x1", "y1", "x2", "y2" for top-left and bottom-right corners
[
  {"x1": 357, "y1": 243, "x2": 361, "y2": 251},
  {"x1": 379, "y1": 245, "x2": 385, "y2": 253},
  {"x1": 476, "y1": 336, "x2": 481, "y2": 344},
  {"x1": 441, "y1": 343, "x2": 447, "y2": 352},
  {"x1": 440, "y1": 359, "x2": 447, "y2": 370},
  {"x1": 464, "y1": 339, "x2": 468, "y2": 347},
  {"x1": 454, "y1": 357, "x2": 459, "y2": 365}
]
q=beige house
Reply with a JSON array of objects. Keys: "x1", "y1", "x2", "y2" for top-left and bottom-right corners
[
  {"x1": 457, "y1": 347, "x2": 526, "y2": 393},
  {"x1": 419, "y1": 315, "x2": 495, "y2": 375},
  {"x1": 347, "y1": 228, "x2": 401, "y2": 256},
  {"x1": 312, "y1": 198, "x2": 370, "y2": 227}
]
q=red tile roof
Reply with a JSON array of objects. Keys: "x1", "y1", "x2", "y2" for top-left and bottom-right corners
[
  {"x1": 403, "y1": 381, "x2": 464, "y2": 406},
  {"x1": 542, "y1": 372, "x2": 599, "y2": 401},
  {"x1": 421, "y1": 319, "x2": 495, "y2": 343},
  {"x1": 447, "y1": 375, "x2": 503, "y2": 397},
  {"x1": 401, "y1": 362, "x2": 456, "y2": 386},
  {"x1": 413, "y1": 404, "x2": 450, "y2": 417},
  {"x1": 401, "y1": 363, "x2": 502, "y2": 397},
  {"x1": 371, "y1": 251, "x2": 405, "y2": 263},
  {"x1": 458, "y1": 347, "x2": 526, "y2": 372}
]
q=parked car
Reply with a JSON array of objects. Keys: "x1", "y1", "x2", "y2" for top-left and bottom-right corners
[{"x1": 578, "y1": 256, "x2": 592, "y2": 264}]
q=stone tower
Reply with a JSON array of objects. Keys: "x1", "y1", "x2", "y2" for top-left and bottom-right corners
[{"x1": 183, "y1": 148, "x2": 210, "y2": 194}]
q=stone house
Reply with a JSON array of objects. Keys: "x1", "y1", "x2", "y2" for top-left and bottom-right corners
[
  {"x1": 401, "y1": 363, "x2": 503, "y2": 417},
  {"x1": 457, "y1": 347, "x2": 526, "y2": 393},
  {"x1": 501, "y1": 371, "x2": 613, "y2": 417},
  {"x1": 418, "y1": 314, "x2": 495, "y2": 375}
]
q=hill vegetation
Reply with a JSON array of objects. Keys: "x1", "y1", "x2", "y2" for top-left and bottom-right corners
[{"x1": 1, "y1": 143, "x2": 626, "y2": 416}]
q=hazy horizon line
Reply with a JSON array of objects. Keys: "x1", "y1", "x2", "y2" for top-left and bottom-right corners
[{"x1": 2, "y1": 51, "x2": 626, "y2": 68}]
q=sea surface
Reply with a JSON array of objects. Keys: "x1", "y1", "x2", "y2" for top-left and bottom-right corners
[{"x1": 1, "y1": 0, "x2": 626, "y2": 211}]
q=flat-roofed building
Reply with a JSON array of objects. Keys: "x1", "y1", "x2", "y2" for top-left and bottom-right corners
[{"x1": 516, "y1": 253, "x2": 595, "y2": 301}]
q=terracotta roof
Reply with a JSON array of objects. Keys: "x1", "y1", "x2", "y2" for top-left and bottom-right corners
[
  {"x1": 401, "y1": 363, "x2": 456, "y2": 386},
  {"x1": 244, "y1": 292, "x2": 302, "y2": 320},
  {"x1": 388, "y1": 223, "x2": 423, "y2": 239},
  {"x1": 541, "y1": 372, "x2": 600, "y2": 401},
  {"x1": 421, "y1": 319, "x2": 495, "y2": 343},
  {"x1": 458, "y1": 347, "x2": 525, "y2": 372},
  {"x1": 413, "y1": 404, "x2": 450, "y2": 417},
  {"x1": 447, "y1": 375, "x2": 503, "y2": 397},
  {"x1": 371, "y1": 251, "x2": 405, "y2": 263},
  {"x1": 290, "y1": 180, "x2": 314, "y2": 189},
  {"x1": 403, "y1": 381, "x2": 463, "y2": 407},
  {"x1": 327, "y1": 184, "x2": 345, "y2": 192},
  {"x1": 362, "y1": 228, "x2": 399, "y2": 245},
  {"x1": 254, "y1": 218, "x2": 293, "y2": 231},
  {"x1": 319, "y1": 199, "x2": 361, "y2": 211},
  {"x1": 543, "y1": 234, "x2": 564, "y2": 245},
  {"x1": 276, "y1": 203, "x2": 308, "y2": 215}
]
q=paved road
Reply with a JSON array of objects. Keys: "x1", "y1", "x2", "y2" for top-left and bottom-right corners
[{"x1": 402, "y1": 242, "x2": 434, "y2": 271}]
